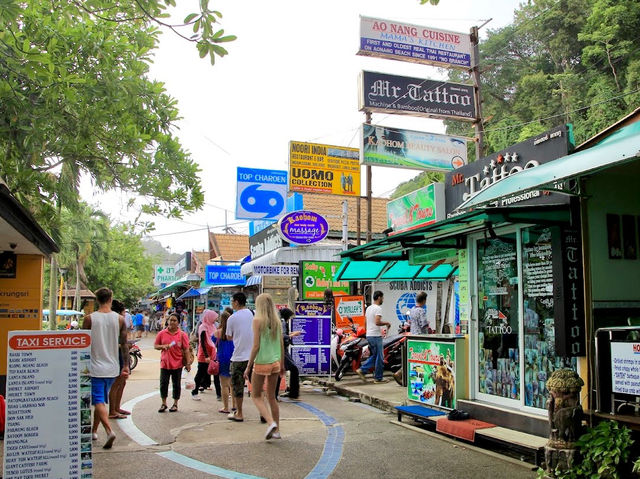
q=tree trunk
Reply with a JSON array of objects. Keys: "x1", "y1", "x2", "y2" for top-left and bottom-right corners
[
  {"x1": 48, "y1": 255, "x2": 58, "y2": 330},
  {"x1": 74, "y1": 248, "x2": 81, "y2": 311}
]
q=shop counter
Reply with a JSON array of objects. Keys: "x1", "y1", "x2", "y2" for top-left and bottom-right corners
[{"x1": 405, "y1": 334, "x2": 467, "y2": 410}]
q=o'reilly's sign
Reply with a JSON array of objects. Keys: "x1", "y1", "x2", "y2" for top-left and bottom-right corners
[
  {"x1": 359, "y1": 71, "x2": 476, "y2": 121},
  {"x1": 444, "y1": 124, "x2": 572, "y2": 217},
  {"x1": 250, "y1": 223, "x2": 288, "y2": 260}
]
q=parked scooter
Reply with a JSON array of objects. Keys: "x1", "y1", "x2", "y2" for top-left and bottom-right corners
[
  {"x1": 129, "y1": 340, "x2": 142, "y2": 370},
  {"x1": 382, "y1": 318, "x2": 411, "y2": 373},
  {"x1": 334, "y1": 325, "x2": 368, "y2": 381}
]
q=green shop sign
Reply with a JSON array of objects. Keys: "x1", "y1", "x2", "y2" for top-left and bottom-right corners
[
  {"x1": 387, "y1": 183, "x2": 445, "y2": 235},
  {"x1": 301, "y1": 261, "x2": 350, "y2": 300},
  {"x1": 407, "y1": 338, "x2": 456, "y2": 408}
]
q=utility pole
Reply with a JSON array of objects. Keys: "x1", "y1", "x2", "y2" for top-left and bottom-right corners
[
  {"x1": 470, "y1": 25, "x2": 485, "y2": 161},
  {"x1": 365, "y1": 111, "x2": 372, "y2": 242}
]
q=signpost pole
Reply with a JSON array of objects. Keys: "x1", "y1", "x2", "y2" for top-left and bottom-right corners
[
  {"x1": 365, "y1": 111, "x2": 372, "y2": 242},
  {"x1": 357, "y1": 197, "x2": 361, "y2": 246},
  {"x1": 342, "y1": 200, "x2": 348, "y2": 251},
  {"x1": 470, "y1": 25, "x2": 485, "y2": 161}
]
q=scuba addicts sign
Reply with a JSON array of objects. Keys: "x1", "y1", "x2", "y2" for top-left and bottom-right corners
[{"x1": 444, "y1": 124, "x2": 573, "y2": 217}]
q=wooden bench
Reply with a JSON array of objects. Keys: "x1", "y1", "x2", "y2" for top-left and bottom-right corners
[{"x1": 475, "y1": 426, "x2": 547, "y2": 466}]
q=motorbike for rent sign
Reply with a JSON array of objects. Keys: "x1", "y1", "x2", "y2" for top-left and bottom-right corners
[
  {"x1": 301, "y1": 261, "x2": 350, "y2": 300},
  {"x1": 4, "y1": 331, "x2": 92, "y2": 479},
  {"x1": 359, "y1": 71, "x2": 476, "y2": 121},
  {"x1": 358, "y1": 16, "x2": 472, "y2": 69},
  {"x1": 334, "y1": 295, "x2": 366, "y2": 330},
  {"x1": 289, "y1": 141, "x2": 361, "y2": 196},
  {"x1": 407, "y1": 338, "x2": 457, "y2": 409},
  {"x1": 290, "y1": 302, "x2": 332, "y2": 375},
  {"x1": 361, "y1": 124, "x2": 467, "y2": 171}
]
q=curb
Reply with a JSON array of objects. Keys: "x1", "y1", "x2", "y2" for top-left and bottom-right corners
[{"x1": 313, "y1": 378, "x2": 405, "y2": 414}]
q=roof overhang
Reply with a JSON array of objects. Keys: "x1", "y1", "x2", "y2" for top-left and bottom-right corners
[
  {"x1": 241, "y1": 245, "x2": 343, "y2": 275},
  {"x1": 458, "y1": 120, "x2": 640, "y2": 210}
]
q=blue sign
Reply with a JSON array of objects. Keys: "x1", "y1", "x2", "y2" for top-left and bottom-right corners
[
  {"x1": 236, "y1": 167, "x2": 287, "y2": 220},
  {"x1": 204, "y1": 265, "x2": 246, "y2": 286},
  {"x1": 290, "y1": 347, "x2": 331, "y2": 375},
  {"x1": 291, "y1": 315, "x2": 331, "y2": 346},
  {"x1": 249, "y1": 192, "x2": 303, "y2": 235}
]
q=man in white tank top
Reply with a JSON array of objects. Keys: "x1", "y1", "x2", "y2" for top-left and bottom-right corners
[{"x1": 82, "y1": 287, "x2": 129, "y2": 449}]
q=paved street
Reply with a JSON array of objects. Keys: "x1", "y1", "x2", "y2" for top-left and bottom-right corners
[{"x1": 88, "y1": 334, "x2": 537, "y2": 479}]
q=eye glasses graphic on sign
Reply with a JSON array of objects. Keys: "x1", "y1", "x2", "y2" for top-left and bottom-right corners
[{"x1": 236, "y1": 167, "x2": 288, "y2": 220}]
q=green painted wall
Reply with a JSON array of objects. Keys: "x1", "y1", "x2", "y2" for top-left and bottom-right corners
[{"x1": 586, "y1": 161, "x2": 640, "y2": 301}]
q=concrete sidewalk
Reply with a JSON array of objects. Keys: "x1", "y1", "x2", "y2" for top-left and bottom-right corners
[{"x1": 314, "y1": 373, "x2": 407, "y2": 412}]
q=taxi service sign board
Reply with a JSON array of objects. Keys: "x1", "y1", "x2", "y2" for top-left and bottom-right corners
[
  {"x1": 289, "y1": 141, "x2": 360, "y2": 196},
  {"x1": 4, "y1": 331, "x2": 92, "y2": 479},
  {"x1": 236, "y1": 167, "x2": 288, "y2": 220},
  {"x1": 358, "y1": 16, "x2": 472, "y2": 69}
]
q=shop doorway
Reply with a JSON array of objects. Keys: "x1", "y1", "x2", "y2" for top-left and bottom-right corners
[{"x1": 472, "y1": 226, "x2": 578, "y2": 413}]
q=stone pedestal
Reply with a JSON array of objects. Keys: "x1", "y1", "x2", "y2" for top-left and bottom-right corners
[{"x1": 544, "y1": 369, "x2": 585, "y2": 477}]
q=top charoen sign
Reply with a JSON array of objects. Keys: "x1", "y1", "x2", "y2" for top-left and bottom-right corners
[
  {"x1": 358, "y1": 16, "x2": 472, "y2": 69},
  {"x1": 289, "y1": 141, "x2": 360, "y2": 196}
]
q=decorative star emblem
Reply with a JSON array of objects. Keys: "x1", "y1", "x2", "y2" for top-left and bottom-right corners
[
  {"x1": 511, "y1": 152, "x2": 519, "y2": 163},
  {"x1": 490, "y1": 160, "x2": 496, "y2": 168},
  {"x1": 483, "y1": 165, "x2": 489, "y2": 175},
  {"x1": 497, "y1": 154, "x2": 504, "y2": 164}
]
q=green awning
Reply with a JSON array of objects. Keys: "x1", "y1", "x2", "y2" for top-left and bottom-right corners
[
  {"x1": 154, "y1": 274, "x2": 201, "y2": 296},
  {"x1": 335, "y1": 260, "x2": 457, "y2": 281},
  {"x1": 459, "y1": 121, "x2": 640, "y2": 210}
]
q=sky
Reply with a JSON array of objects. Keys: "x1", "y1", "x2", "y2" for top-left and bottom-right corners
[{"x1": 80, "y1": 0, "x2": 522, "y2": 254}]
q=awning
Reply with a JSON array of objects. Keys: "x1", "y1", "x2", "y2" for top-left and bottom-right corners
[
  {"x1": 245, "y1": 275, "x2": 262, "y2": 287},
  {"x1": 43, "y1": 309, "x2": 83, "y2": 316},
  {"x1": 458, "y1": 121, "x2": 640, "y2": 210},
  {"x1": 177, "y1": 286, "x2": 212, "y2": 300},
  {"x1": 241, "y1": 245, "x2": 343, "y2": 275},
  {"x1": 155, "y1": 273, "x2": 202, "y2": 296},
  {"x1": 335, "y1": 260, "x2": 457, "y2": 281}
]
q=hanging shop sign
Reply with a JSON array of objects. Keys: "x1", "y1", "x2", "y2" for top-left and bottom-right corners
[
  {"x1": 359, "y1": 71, "x2": 476, "y2": 121},
  {"x1": 204, "y1": 265, "x2": 245, "y2": 286},
  {"x1": 4, "y1": 331, "x2": 92, "y2": 478},
  {"x1": 444, "y1": 124, "x2": 572, "y2": 218},
  {"x1": 253, "y1": 264, "x2": 299, "y2": 276},
  {"x1": 290, "y1": 301, "x2": 332, "y2": 375},
  {"x1": 174, "y1": 252, "x2": 191, "y2": 277},
  {"x1": 249, "y1": 223, "x2": 288, "y2": 260},
  {"x1": 154, "y1": 264, "x2": 176, "y2": 287},
  {"x1": 236, "y1": 167, "x2": 287, "y2": 220},
  {"x1": 278, "y1": 210, "x2": 329, "y2": 245},
  {"x1": 334, "y1": 295, "x2": 366, "y2": 330},
  {"x1": 358, "y1": 16, "x2": 472, "y2": 69},
  {"x1": 407, "y1": 338, "x2": 457, "y2": 409},
  {"x1": 289, "y1": 141, "x2": 360, "y2": 196},
  {"x1": 361, "y1": 124, "x2": 467, "y2": 171},
  {"x1": 387, "y1": 183, "x2": 445, "y2": 235},
  {"x1": 552, "y1": 227, "x2": 586, "y2": 357},
  {"x1": 301, "y1": 261, "x2": 350, "y2": 300}
]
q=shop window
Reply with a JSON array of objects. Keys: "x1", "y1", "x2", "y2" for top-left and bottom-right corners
[{"x1": 477, "y1": 232, "x2": 520, "y2": 400}]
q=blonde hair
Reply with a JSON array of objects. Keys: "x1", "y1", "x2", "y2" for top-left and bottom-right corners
[{"x1": 255, "y1": 293, "x2": 281, "y2": 339}]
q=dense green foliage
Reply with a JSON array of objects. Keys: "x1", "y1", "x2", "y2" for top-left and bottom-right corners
[
  {"x1": 0, "y1": 0, "x2": 234, "y2": 234},
  {"x1": 394, "y1": 0, "x2": 640, "y2": 196}
]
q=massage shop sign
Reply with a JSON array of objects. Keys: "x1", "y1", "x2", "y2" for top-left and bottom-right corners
[
  {"x1": 407, "y1": 338, "x2": 457, "y2": 409},
  {"x1": 278, "y1": 210, "x2": 328, "y2": 245},
  {"x1": 444, "y1": 124, "x2": 572, "y2": 218},
  {"x1": 4, "y1": 331, "x2": 92, "y2": 479}
]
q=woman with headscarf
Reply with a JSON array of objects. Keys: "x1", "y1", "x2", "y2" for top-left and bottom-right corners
[{"x1": 191, "y1": 309, "x2": 218, "y2": 400}]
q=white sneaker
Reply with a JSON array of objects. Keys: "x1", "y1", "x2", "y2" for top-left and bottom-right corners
[
  {"x1": 191, "y1": 395, "x2": 201, "y2": 401},
  {"x1": 271, "y1": 432, "x2": 281, "y2": 439},
  {"x1": 265, "y1": 422, "x2": 278, "y2": 440},
  {"x1": 92, "y1": 433, "x2": 98, "y2": 441}
]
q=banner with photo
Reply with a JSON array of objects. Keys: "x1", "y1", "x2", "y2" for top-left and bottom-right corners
[{"x1": 362, "y1": 124, "x2": 467, "y2": 171}]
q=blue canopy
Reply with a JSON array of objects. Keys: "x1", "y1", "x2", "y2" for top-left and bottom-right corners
[
  {"x1": 42, "y1": 309, "x2": 84, "y2": 316},
  {"x1": 177, "y1": 286, "x2": 212, "y2": 300}
]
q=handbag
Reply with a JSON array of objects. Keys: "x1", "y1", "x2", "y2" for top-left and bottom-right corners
[{"x1": 207, "y1": 358, "x2": 220, "y2": 376}]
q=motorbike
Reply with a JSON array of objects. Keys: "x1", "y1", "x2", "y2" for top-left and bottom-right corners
[
  {"x1": 129, "y1": 340, "x2": 142, "y2": 370},
  {"x1": 382, "y1": 318, "x2": 411, "y2": 373},
  {"x1": 334, "y1": 325, "x2": 368, "y2": 381}
]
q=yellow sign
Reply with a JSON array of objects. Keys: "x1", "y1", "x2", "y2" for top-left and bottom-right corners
[{"x1": 289, "y1": 141, "x2": 361, "y2": 196}]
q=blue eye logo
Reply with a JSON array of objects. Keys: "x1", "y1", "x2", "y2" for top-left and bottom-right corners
[{"x1": 236, "y1": 167, "x2": 288, "y2": 220}]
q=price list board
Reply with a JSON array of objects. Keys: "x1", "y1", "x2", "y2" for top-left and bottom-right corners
[
  {"x1": 291, "y1": 302, "x2": 331, "y2": 376},
  {"x1": 4, "y1": 331, "x2": 92, "y2": 479}
]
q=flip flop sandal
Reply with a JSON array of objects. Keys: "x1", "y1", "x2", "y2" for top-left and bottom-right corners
[
  {"x1": 118, "y1": 409, "x2": 131, "y2": 415},
  {"x1": 218, "y1": 409, "x2": 230, "y2": 414},
  {"x1": 158, "y1": 404, "x2": 168, "y2": 413},
  {"x1": 109, "y1": 414, "x2": 126, "y2": 419},
  {"x1": 169, "y1": 405, "x2": 178, "y2": 412}
]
